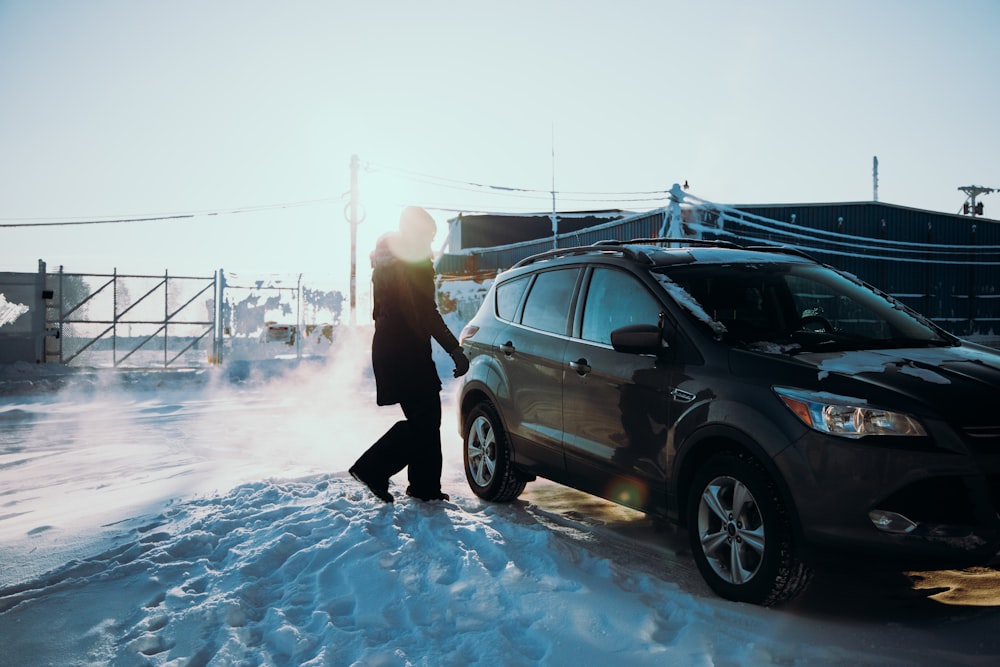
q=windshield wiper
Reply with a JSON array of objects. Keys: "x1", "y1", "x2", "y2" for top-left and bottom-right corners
[
  {"x1": 875, "y1": 336, "x2": 954, "y2": 349},
  {"x1": 784, "y1": 328, "x2": 886, "y2": 354}
]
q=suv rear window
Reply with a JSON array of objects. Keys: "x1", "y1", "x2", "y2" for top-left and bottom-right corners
[{"x1": 495, "y1": 275, "x2": 530, "y2": 322}]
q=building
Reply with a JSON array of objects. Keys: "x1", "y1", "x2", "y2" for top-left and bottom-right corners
[
  {"x1": 443, "y1": 210, "x2": 631, "y2": 251},
  {"x1": 434, "y1": 194, "x2": 1000, "y2": 342}
]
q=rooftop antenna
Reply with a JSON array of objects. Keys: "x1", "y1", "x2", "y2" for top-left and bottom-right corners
[
  {"x1": 550, "y1": 122, "x2": 558, "y2": 249},
  {"x1": 958, "y1": 185, "x2": 996, "y2": 217},
  {"x1": 873, "y1": 156, "x2": 879, "y2": 202}
]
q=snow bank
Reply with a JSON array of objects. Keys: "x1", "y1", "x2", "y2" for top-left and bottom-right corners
[
  {"x1": 0, "y1": 475, "x2": 896, "y2": 666},
  {"x1": 2, "y1": 320, "x2": 999, "y2": 665}
]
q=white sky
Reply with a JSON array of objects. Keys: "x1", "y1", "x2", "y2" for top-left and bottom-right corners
[{"x1": 1, "y1": 0, "x2": 998, "y2": 287}]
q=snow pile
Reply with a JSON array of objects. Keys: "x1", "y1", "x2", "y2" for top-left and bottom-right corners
[
  {"x1": 437, "y1": 275, "x2": 493, "y2": 325},
  {"x1": 0, "y1": 476, "x2": 784, "y2": 665},
  {"x1": 2, "y1": 325, "x2": 999, "y2": 665},
  {"x1": 0, "y1": 293, "x2": 29, "y2": 328},
  {"x1": 0, "y1": 473, "x2": 893, "y2": 667}
]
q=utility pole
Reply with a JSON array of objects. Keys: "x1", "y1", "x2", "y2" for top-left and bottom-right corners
[
  {"x1": 345, "y1": 154, "x2": 363, "y2": 325},
  {"x1": 958, "y1": 185, "x2": 995, "y2": 217}
]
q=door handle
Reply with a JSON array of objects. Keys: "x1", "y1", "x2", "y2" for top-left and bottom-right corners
[
  {"x1": 499, "y1": 341, "x2": 515, "y2": 357},
  {"x1": 569, "y1": 358, "x2": 591, "y2": 376},
  {"x1": 670, "y1": 387, "x2": 696, "y2": 403}
]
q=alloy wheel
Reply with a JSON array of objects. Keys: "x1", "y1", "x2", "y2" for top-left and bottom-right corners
[
  {"x1": 696, "y1": 475, "x2": 766, "y2": 585},
  {"x1": 467, "y1": 414, "x2": 497, "y2": 488}
]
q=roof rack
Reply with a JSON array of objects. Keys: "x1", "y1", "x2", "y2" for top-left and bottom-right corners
[
  {"x1": 593, "y1": 237, "x2": 743, "y2": 249},
  {"x1": 510, "y1": 238, "x2": 813, "y2": 270},
  {"x1": 743, "y1": 245, "x2": 818, "y2": 262},
  {"x1": 604, "y1": 237, "x2": 816, "y2": 261},
  {"x1": 511, "y1": 245, "x2": 653, "y2": 268}
]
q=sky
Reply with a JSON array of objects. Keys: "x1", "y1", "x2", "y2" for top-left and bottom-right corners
[{"x1": 1, "y1": 0, "x2": 998, "y2": 289}]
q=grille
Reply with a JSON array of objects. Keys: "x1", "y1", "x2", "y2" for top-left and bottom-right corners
[
  {"x1": 987, "y1": 475, "x2": 1000, "y2": 515},
  {"x1": 878, "y1": 476, "x2": 975, "y2": 525},
  {"x1": 962, "y1": 425, "x2": 1000, "y2": 456},
  {"x1": 964, "y1": 425, "x2": 1000, "y2": 439}
]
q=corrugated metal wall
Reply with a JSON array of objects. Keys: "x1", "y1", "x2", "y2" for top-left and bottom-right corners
[
  {"x1": 435, "y1": 210, "x2": 665, "y2": 275},
  {"x1": 435, "y1": 202, "x2": 1000, "y2": 340},
  {"x1": 694, "y1": 203, "x2": 1000, "y2": 339}
]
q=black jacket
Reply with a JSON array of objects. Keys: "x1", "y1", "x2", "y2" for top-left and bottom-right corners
[{"x1": 370, "y1": 234, "x2": 459, "y2": 406}]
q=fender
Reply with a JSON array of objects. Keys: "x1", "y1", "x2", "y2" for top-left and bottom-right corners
[
  {"x1": 458, "y1": 352, "x2": 502, "y2": 427},
  {"x1": 666, "y1": 396, "x2": 807, "y2": 531}
]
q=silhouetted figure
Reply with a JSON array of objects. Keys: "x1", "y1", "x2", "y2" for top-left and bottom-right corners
[{"x1": 350, "y1": 206, "x2": 469, "y2": 503}]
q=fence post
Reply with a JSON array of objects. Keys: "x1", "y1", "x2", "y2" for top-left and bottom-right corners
[
  {"x1": 57, "y1": 266, "x2": 65, "y2": 363},
  {"x1": 33, "y1": 260, "x2": 46, "y2": 363},
  {"x1": 113, "y1": 268, "x2": 118, "y2": 366},
  {"x1": 164, "y1": 269, "x2": 169, "y2": 368},
  {"x1": 213, "y1": 268, "x2": 225, "y2": 365},
  {"x1": 296, "y1": 273, "x2": 303, "y2": 360}
]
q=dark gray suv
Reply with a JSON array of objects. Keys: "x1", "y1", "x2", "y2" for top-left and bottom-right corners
[{"x1": 456, "y1": 239, "x2": 1000, "y2": 605}]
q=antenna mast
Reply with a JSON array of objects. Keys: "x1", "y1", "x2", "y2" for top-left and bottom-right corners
[
  {"x1": 872, "y1": 156, "x2": 879, "y2": 201},
  {"x1": 550, "y1": 123, "x2": 558, "y2": 249}
]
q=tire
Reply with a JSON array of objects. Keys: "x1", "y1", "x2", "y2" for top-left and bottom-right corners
[
  {"x1": 463, "y1": 401, "x2": 527, "y2": 502},
  {"x1": 686, "y1": 450, "x2": 813, "y2": 606}
]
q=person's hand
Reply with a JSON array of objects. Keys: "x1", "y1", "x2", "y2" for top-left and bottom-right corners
[{"x1": 450, "y1": 347, "x2": 470, "y2": 378}]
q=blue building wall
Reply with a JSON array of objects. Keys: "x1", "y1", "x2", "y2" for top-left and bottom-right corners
[
  {"x1": 704, "y1": 202, "x2": 999, "y2": 339},
  {"x1": 435, "y1": 202, "x2": 1000, "y2": 341}
]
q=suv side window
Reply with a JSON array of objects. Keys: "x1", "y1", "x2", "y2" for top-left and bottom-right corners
[
  {"x1": 520, "y1": 268, "x2": 580, "y2": 335},
  {"x1": 495, "y1": 275, "x2": 530, "y2": 322},
  {"x1": 581, "y1": 267, "x2": 662, "y2": 344}
]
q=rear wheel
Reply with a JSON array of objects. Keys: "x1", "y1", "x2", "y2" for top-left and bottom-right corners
[
  {"x1": 686, "y1": 451, "x2": 813, "y2": 606},
  {"x1": 463, "y1": 401, "x2": 527, "y2": 502}
]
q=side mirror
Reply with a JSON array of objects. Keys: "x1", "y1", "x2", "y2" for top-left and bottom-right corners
[{"x1": 610, "y1": 324, "x2": 664, "y2": 355}]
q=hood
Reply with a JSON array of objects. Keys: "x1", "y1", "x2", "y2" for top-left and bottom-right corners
[
  {"x1": 736, "y1": 343, "x2": 1000, "y2": 427},
  {"x1": 370, "y1": 233, "x2": 397, "y2": 269},
  {"x1": 371, "y1": 232, "x2": 433, "y2": 269}
]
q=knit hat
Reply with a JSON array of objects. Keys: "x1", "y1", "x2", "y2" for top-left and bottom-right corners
[{"x1": 399, "y1": 206, "x2": 436, "y2": 245}]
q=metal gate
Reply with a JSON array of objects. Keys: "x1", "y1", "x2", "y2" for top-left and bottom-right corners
[{"x1": 45, "y1": 268, "x2": 221, "y2": 368}]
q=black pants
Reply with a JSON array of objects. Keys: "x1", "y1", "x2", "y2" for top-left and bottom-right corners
[{"x1": 352, "y1": 391, "x2": 443, "y2": 495}]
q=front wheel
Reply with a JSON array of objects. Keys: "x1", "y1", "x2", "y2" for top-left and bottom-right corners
[
  {"x1": 686, "y1": 451, "x2": 813, "y2": 606},
  {"x1": 463, "y1": 401, "x2": 527, "y2": 502}
]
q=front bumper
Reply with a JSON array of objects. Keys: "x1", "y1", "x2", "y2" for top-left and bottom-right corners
[{"x1": 775, "y1": 425, "x2": 1000, "y2": 569}]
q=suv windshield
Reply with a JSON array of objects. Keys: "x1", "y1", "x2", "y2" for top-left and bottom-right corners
[{"x1": 660, "y1": 262, "x2": 953, "y2": 353}]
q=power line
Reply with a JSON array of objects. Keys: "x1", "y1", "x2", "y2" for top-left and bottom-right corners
[
  {"x1": 0, "y1": 197, "x2": 339, "y2": 228},
  {"x1": 0, "y1": 213, "x2": 195, "y2": 228},
  {"x1": 2, "y1": 161, "x2": 674, "y2": 229},
  {"x1": 364, "y1": 159, "x2": 673, "y2": 199}
]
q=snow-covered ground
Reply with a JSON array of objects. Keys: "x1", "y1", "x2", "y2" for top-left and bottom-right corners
[{"x1": 2, "y1": 326, "x2": 999, "y2": 666}]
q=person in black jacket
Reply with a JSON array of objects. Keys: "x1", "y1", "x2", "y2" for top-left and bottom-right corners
[{"x1": 350, "y1": 206, "x2": 469, "y2": 503}]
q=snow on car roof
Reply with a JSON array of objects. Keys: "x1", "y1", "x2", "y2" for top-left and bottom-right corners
[{"x1": 631, "y1": 244, "x2": 816, "y2": 267}]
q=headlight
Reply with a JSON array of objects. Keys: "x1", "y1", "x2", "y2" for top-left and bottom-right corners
[{"x1": 773, "y1": 387, "x2": 926, "y2": 438}]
